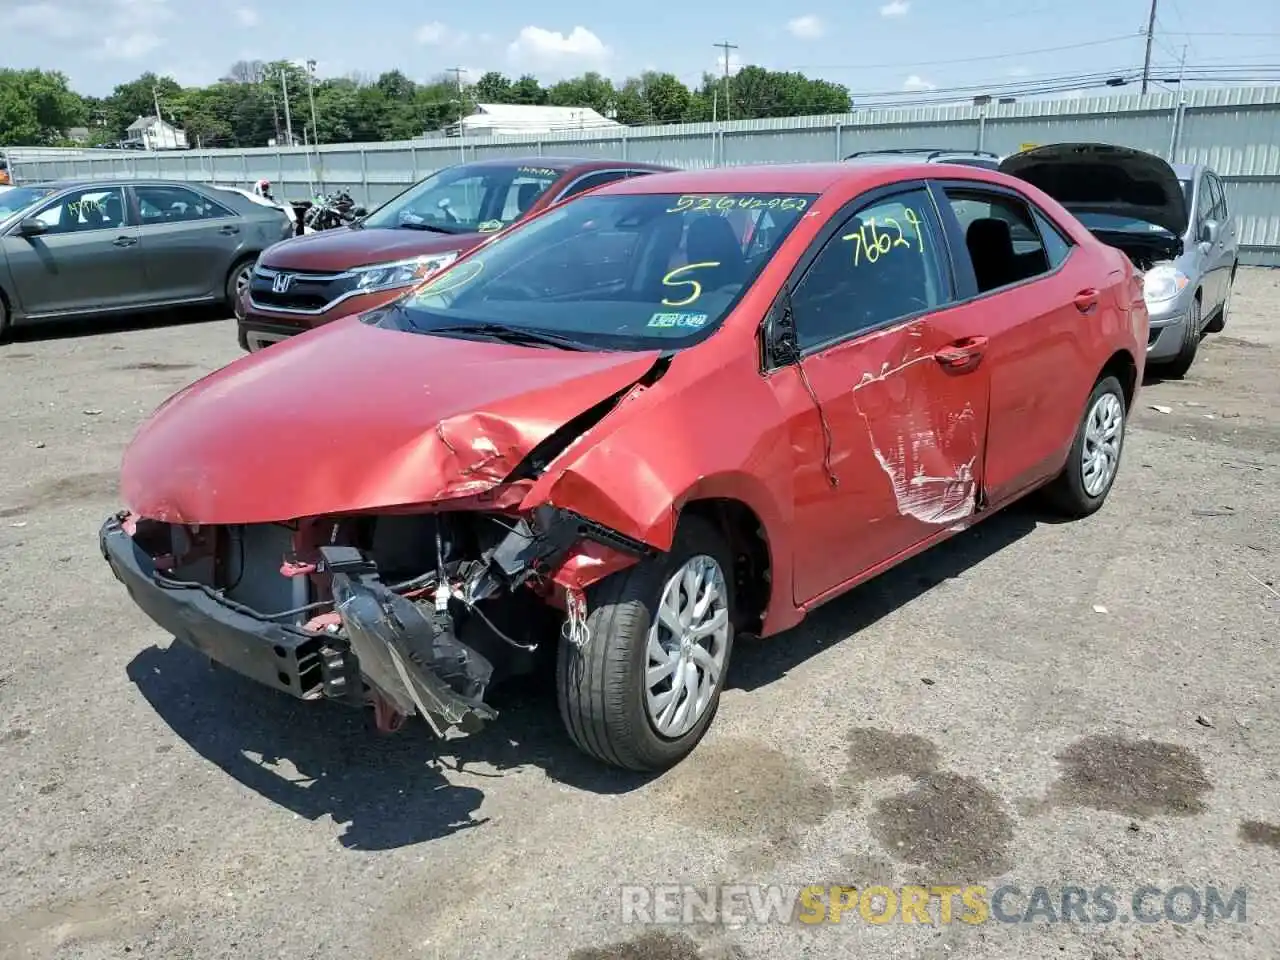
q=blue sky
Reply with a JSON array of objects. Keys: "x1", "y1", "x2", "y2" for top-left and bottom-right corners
[{"x1": 7, "y1": 0, "x2": 1280, "y2": 100}]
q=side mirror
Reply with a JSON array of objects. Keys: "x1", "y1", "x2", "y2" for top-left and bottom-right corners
[
  {"x1": 17, "y1": 217, "x2": 47, "y2": 237},
  {"x1": 1199, "y1": 219, "x2": 1218, "y2": 247},
  {"x1": 764, "y1": 292, "x2": 800, "y2": 366}
]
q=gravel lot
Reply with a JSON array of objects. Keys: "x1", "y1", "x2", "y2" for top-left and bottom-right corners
[{"x1": 2, "y1": 270, "x2": 1278, "y2": 960}]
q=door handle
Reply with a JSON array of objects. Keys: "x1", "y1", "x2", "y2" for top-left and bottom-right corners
[
  {"x1": 219, "y1": 225, "x2": 240, "y2": 235},
  {"x1": 1073, "y1": 288, "x2": 1099, "y2": 314},
  {"x1": 934, "y1": 335, "x2": 988, "y2": 373},
  {"x1": 112, "y1": 235, "x2": 137, "y2": 247}
]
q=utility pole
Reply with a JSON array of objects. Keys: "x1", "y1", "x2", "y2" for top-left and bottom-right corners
[
  {"x1": 278, "y1": 69, "x2": 295, "y2": 146},
  {"x1": 1140, "y1": 0, "x2": 1158, "y2": 95},
  {"x1": 448, "y1": 66, "x2": 467, "y2": 162},
  {"x1": 151, "y1": 84, "x2": 163, "y2": 150},
  {"x1": 305, "y1": 60, "x2": 320, "y2": 144},
  {"x1": 714, "y1": 41, "x2": 738, "y2": 122}
]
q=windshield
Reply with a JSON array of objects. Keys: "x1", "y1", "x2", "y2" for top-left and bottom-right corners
[
  {"x1": 0, "y1": 185, "x2": 57, "y2": 219},
  {"x1": 381, "y1": 191, "x2": 816, "y2": 351},
  {"x1": 1074, "y1": 211, "x2": 1178, "y2": 236},
  {"x1": 361, "y1": 162, "x2": 566, "y2": 235}
]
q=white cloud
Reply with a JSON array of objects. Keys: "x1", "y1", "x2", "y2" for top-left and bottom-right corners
[
  {"x1": 880, "y1": 0, "x2": 909, "y2": 16},
  {"x1": 1008, "y1": 65, "x2": 1030, "y2": 77},
  {"x1": 14, "y1": 0, "x2": 171, "y2": 57},
  {"x1": 507, "y1": 25, "x2": 611, "y2": 73},
  {"x1": 233, "y1": 6, "x2": 258, "y2": 26},
  {"x1": 712, "y1": 50, "x2": 744, "y2": 76},
  {"x1": 416, "y1": 21, "x2": 467, "y2": 46},
  {"x1": 787, "y1": 15, "x2": 825, "y2": 40},
  {"x1": 902, "y1": 74, "x2": 936, "y2": 91}
]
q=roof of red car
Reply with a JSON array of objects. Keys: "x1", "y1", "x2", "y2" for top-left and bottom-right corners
[{"x1": 599, "y1": 161, "x2": 998, "y2": 196}]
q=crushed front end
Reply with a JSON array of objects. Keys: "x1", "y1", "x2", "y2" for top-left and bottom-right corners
[{"x1": 100, "y1": 503, "x2": 649, "y2": 737}]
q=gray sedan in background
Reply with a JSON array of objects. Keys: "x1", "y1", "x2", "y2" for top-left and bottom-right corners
[{"x1": 0, "y1": 179, "x2": 295, "y2": 339}]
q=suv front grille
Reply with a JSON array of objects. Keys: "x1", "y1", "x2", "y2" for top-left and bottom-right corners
[{"x1": 249, "y1": 266, "x2": 358, "y2": 313}]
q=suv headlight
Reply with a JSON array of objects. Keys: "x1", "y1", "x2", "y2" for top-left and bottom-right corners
[
  {"x1": 1142, "y1": 264, "x2": 1189, "y2": 304},
  {"x1": 352, "y1": 252, "x2": 459, "y2": 293}
]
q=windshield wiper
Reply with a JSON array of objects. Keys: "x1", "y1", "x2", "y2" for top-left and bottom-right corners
[
  {"x1": 424, "y1": 322, "x2": 593, "y2": 351},
  {"x1": 397, "y1": 222, "x2": 458, "y2": 234}
]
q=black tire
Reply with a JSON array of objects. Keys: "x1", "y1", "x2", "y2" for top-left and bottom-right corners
[
  {"x1": 557, "y1": 516, "x2": 735, "y2": 771},
  {"x1": 1041, "y1": 375, "x2": 1128, "y2": 519},
  {"x1": 1204, "y1": 267, "x2": 1234, "y2": 334},
  {"x1": 0, "y1": 291, "x2": 10, "y2": 343},
  {"x1": 225, "y1": 257, "x2": 255, "y2": 321},
  {"x1": 1159, "y1": 294, "x2": 1201, "y2": 379}
]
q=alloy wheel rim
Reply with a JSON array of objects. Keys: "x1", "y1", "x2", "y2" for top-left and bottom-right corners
[
  {"x1": 1082, "y1": 392, "x2": 1124, "y2": 497},
  {"x1": 644, "y1": 554, "x2": 730, "y2": 739},
  {"x1": 233, "y1": 265, "x2": 251, "y2": 319}
]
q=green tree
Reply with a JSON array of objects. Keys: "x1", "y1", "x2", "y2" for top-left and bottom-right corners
[
  {"x1": 545, "y1": 72, "x2": 616, "y2": 114},
  {"x1": 472, "y1": 71, "x2": 513, "y2": 103},
  {"x1": 508, "y1": 75, "x2": 548, "y2": 105},
  {"x1": 0, "y1": 68, "x2": 85, "y2": 145}
]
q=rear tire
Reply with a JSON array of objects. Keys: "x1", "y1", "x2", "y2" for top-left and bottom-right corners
[
  {"x1": 225, "y1": 257, "x2": 255, "y2": 321},
  {"x1": 1159, "y1": 294, "x2": 1201, "y2": 379},
  {"x1": 0, "y1": 292, "x2": 10, "y2": 343},
  {"x1": 1204, "y1": 267, "x2": 1234, "y2": 334},
  {"x1": 1041, "y1": 375, "x2": 1127, "y2": 519},
  {"x1": 557, "y1": 516, "x2": 735, "y2": 772}
]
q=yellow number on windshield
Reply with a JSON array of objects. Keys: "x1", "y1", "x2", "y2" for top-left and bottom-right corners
[{"x1": 661, "y1": 261, "x2": 720, "y2": 307}]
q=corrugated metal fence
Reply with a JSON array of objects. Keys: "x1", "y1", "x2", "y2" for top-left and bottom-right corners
[{"x1": 11, "y1": 85, "x2": 1280, "y2": 265}]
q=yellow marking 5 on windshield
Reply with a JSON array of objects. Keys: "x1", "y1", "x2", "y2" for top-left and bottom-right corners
[
  {"x1": 661, "y1": 261, "x2": 720, "y2": 307},
  {"x1": 665, "y1": 195, "x2": 809, "y2": 214}
]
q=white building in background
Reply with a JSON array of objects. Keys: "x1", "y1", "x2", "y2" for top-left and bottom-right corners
[
  {"x1": 444, "y1": 103, "x2": 622, "y2": 138},
  {"x1": 125, "y1": 116, "x2": 189, "y2": 150}
]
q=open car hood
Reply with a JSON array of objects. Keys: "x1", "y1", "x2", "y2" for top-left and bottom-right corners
[
  {"x1": 121, "y1": 319, "x2": 661, "y2": 525},
  {"x1": 998, "y1": 142, "x2": 1189, "y2": 239}
]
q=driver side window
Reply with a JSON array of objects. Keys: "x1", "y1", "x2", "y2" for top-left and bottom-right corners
[
  {"x1": 792, "y1": 188, "x2": 946, "y2": 351},
  {"x1": 32, "y1": 187, "x2": 127, "y2": 235}
]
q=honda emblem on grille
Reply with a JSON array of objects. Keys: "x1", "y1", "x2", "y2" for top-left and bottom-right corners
[{"x1": 271, "y1": 272, "x2": 294, "y2": 294}]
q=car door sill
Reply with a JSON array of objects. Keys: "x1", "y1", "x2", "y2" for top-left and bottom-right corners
[{"x1": 24, "y1": 294, "x2": 218, "y2": 321}]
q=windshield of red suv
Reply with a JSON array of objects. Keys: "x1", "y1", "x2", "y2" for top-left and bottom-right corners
[
  {"x1": 380, "y1": 191, "x2": 816, "y2": 351},
  {"x1": 360, "y1": 162, "x2": 565, "y2": 235}
]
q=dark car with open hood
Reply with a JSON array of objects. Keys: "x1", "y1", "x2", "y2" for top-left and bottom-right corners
[
  {"x1": 237, "y1": 156, "x2": 675, "y2": 352},
  {"x1": 103, "y1": 159, "x2": 1148, "y2": 771}
]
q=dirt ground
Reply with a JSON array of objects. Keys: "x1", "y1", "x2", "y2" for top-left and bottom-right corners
[{"x1": 1, "y1": 269, "x2": 1277, "y2": 960}]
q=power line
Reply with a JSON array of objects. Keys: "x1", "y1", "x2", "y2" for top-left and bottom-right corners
[{"x1": 779, "y1": 34, "x2": 1137, "y2": 73}]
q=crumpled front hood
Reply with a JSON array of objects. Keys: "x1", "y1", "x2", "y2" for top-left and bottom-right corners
[
  {"x1": 261, "y1": 226, "x2": 484, "y2": 271},
  {"x1": 122, "y1": 320, "x2": 660, "y2": 525}
]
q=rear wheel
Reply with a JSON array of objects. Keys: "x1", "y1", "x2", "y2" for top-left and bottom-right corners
[
  {"x1": 1160, "y1": 293, "x2": 1201, "y2": 379},
  {"x1": 226, "y1": 258, "x2": 255, "y2": 321},
  {"x1": 1041, "y1": 375, "x2": 1127, "y2": 519},
  {"x1": 0, "y1": 292, "x2": 9, "y2": 343},
  {"x1": 557, "y1": 517, "x2": 735, "y2": 771}
]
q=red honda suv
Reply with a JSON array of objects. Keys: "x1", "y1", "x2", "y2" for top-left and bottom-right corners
[{"x1": 237, "y1": 157, "x2": 674, "y2": 351}]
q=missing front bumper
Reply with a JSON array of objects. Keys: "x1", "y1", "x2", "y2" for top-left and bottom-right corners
[{"x1": 98, "y1": 514, "x2": 498, "y2": 735}]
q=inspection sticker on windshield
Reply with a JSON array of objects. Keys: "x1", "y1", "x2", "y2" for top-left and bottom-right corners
[{"x1": 648, "y1": 311, "x2": 708, "y2": 329}]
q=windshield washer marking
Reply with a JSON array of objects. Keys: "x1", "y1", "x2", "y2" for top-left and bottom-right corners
[
  {"x1": 518, "y1": 167, "x2": 558, "y2": 178},
  {"x1": 661, "y1": 261, "x2": 720, "y2": 307},
  {"x1": 477, "y1": 219, "x2": 503, "y2": 233},
  {"x1": 666, "y1": 195, "x2": 809, "y2": 213}
]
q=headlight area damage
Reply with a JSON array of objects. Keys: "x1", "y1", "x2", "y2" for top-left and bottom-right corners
[{"x1": 99, "y1": 352, "x2": 669, "y2": 739}]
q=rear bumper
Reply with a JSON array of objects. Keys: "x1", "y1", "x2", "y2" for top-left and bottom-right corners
[{"x1": 99, "y1": 514, "x2": 357, "y2": 702}]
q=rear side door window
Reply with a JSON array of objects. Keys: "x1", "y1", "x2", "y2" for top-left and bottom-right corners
[
  {"x1": 791, "y1": 187, "x2": 948, "y2": 352},
  {"x1": 134, "y1": 185, "x2": 234, "y2": 224},
  {"x1": 557, "y1": 170, "x2": 632, "y2": 203},
  {"x1": 1031, "y1": 208, "x2": 1073, "y2": 270},
  {"x1": 942, "y1": 188, "x2": 1052, "y2": 294}
]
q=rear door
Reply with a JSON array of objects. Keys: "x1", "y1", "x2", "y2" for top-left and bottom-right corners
[
  {"x1": 130, "y1": 183, "x2": 242, "y2": 301},
  {"x1": 1206, "y1": 172, "x2": 1236, "y2": 307},
  {"x1": 2, "y1": 184, "x2": 145, "y2": 316},
  {"x1": 766, "y1": 183, "x2": 994, "y2": 605},
  {"x1": 932, "y1": 179, "x2": 1110, "y2": 503}
]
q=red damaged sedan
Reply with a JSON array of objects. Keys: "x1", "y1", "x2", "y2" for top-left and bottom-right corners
[{"x1": 101, "y1": 161, "x2": 1147, "y2": 771}]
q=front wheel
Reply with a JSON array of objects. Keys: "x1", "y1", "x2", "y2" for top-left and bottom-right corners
[
  {"x1": 557, "y1": 517, "x2": 735, "y2": 771},
  {"x1": 1160, "y1": 295, "x2": 1201, "y2": 379},
  {"x1": 1041, "y1": 375, "x2": 1127, "y2": 519}
]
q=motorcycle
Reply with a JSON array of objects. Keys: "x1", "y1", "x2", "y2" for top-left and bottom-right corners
[{"x1": 302, "y1": 189, "x2": 367, "y2": 232}]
